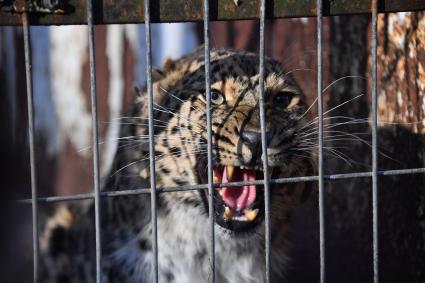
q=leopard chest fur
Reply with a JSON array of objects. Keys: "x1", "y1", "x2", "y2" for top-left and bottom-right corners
[
  {"x1": 112, "y1": 200, "x2": 271, "y2": 283},
  {"x1": 156, "y1": 205, "x2": 267, "y2": 283}
]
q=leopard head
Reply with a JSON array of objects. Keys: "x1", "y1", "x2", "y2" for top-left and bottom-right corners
[{"x1": 130, "y1": 47, "x2": 312, "y2": 237}]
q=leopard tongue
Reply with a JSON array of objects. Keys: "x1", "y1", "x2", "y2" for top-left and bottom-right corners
[{"x1": 220, "y1": 167, "x2": 257, "y2": 211}]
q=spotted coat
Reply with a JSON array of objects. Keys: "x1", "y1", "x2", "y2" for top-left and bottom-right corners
[{"x1": 40, "y1": 47, "x2": 313, "y2": 283}]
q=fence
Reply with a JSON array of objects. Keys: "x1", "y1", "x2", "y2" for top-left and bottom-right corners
[{"x1": 2, "y1": 0, "x2": 425, "y2": 282}]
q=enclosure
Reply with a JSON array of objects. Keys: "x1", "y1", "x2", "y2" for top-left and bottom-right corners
[{"x1": 1, "y1": 0, "x2": 425, "y2": 282}]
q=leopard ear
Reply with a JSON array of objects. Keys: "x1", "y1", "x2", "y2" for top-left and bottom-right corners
[
  {"x1": 149, "y1": 57, "x2": 176, "y2": 81},
  {"x1": 134, "y1": 86, "x2": 144, "y2": 97},
  {"x1": 162, "y1": 57, "x2": 176, "y2": 74},
  {"x1": 152, "y1": 68, "x2": 166, "y2": 81}
]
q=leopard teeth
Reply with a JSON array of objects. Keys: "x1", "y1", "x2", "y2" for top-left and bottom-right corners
[
  {"x1": 213, "y1": 167, "x2": 222, "y2": 184},
  {"x1": 213, "y1": 173, "x2": 220, "y2": 184},
  {"x1": 223, "y1": 206, "x2": 233, "y2": 221},
  {"x1": 244, "y1": 208, "x2": 259, "y2": 221},
  {"x1": 226, "y1": 166, "x2": 235, "y2": 179}
]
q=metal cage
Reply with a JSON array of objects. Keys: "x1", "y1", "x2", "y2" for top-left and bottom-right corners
[{"x1": 2, "y1": 0, "x2": 425, "y2": 282}]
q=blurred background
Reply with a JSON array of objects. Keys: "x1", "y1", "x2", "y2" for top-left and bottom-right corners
[{"x1": 1, "y1": 11, "x2": 424, "y2": 282}]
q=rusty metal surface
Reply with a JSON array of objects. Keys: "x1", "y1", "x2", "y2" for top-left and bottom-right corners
[
  {"x1": 1, "y1": 0, "x2": 425, "y2": 26},
  {"x1": 0, "y1": 0, "x2": 67, "y2": 13}
]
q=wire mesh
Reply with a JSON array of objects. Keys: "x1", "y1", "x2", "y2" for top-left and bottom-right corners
[{"x1": 15, "y1": 2, "x2": 425, "y2": 283}]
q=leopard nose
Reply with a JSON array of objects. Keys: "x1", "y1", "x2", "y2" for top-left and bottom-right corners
[
  {"x1": 241, "y1": 131, "x2": 261, "y2": 147},
  {"x1": 240, "y1": 130, "x2": 272, "y2": 165},
  {"x1": 241, "y1": 131, "x2": 272, "y2": 149}
]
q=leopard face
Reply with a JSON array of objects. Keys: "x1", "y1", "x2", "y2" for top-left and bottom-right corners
[{"x1": 133, "y1": 47, "x2": 311, "y2": 236}]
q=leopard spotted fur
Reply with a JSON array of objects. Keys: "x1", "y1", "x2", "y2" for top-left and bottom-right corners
[{"x1": 40, "y1": 47, "x2": 313, "y2": 283}]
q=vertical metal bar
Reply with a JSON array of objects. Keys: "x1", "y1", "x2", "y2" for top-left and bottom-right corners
[
  {"x1": 316, "y1": 0, "x2": 325, "y2": 282},
  {"x1": 85, "y1": 1, "x2": 102, "y2": 282},
  {"x1": 144, "y1": 0, "x2": 159, "y2": 281},
  {"x1": 203, "y1": 0, "x2": 215, "y2": 282},
  {"x1": 371, "y1": 1, "x2": 379, "y2": 282},
  {"x1": 22, "y1": 12, "x2": 39, "y2": 283},
  {"x1": 258, "y1": 0, "x2": 271, "y2": 282}
]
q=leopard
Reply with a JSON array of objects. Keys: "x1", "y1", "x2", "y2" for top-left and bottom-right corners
[{"x1": 40, "y1": 47, "x2": 313, "y2": 283}]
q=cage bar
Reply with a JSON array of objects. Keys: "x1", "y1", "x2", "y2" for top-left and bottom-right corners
[
  {"x1": 10, "y1": 2, "x2": 425, "y2": 283},
  {"x1": 2, "y1": 0, "x2": 425, "y2": 26},
  {"x1": 19, "y1": 167, "x2": 425, "y2": 204},
  {"x1": 371, "y1": 0, "x2": 379, "y2": 282},
  {"x1": 316, "y1": 0, "x2": 326, "y2": 282},
  {"x1": 257, "y1": 0, "x2": 272, "y2": 281},
  {"x1": 203, "y1": 0, "x2": 216, "y2": 281},
  {"x1": 144, "y1": 0, "x2": 159, "y2": 281},
  {"x1": 22, "y1": 12, "x2": 39, "y2": 283},
  {"x1": 85, "y1": 0, "x2": 102, "y2": 282}
]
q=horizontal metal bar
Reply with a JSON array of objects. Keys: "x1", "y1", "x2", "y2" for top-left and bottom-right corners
[
  {"x1": 18, "y1": 167, "x2": 425, "y2": 204},
  {"x1": 1, "y1": 0, "x2": 424, "y2": 26}
]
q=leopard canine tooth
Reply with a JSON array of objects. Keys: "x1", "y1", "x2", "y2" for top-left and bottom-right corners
[
  {"x1": 213, "y1": 167, "x2": 222, "y2": 184},
  {"x1": 213, "y1": 172, "x2": 220, "y2": 184},
  {"x1": 226, "y1": 166, "x2": 235, "y2": 179},
  {"x1": 244, "y1": 208, "x2": 259, "y2": 221},
  {"x1": 224, "y1": 206, "x2": 233, "y2": 221}
]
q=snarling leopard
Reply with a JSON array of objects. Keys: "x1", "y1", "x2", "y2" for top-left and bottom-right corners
[{"x1": 40, "y1": 47, "x2": 313, "y2": 283}]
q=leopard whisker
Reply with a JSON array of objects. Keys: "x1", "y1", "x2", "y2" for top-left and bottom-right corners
[
  {"x1": 111, "y1": 148, "x2": 209, "y2": 177},
  {"x1": 108, "y1": 123, "x2": 205, "y2": 136},
  {"x1": 110, "y1": 153, "x2": 169, "y2": 177},
  {"x1": 297, "y1": 76, "x2": 365, "y2": 121},
  {"x1": 298, "y1": 132, "x2": 369, "y2": 144},
  {"x1": 113, "y1": 116, "x2": 171, "y2": 125},
  {"x1": 299, "y1": 93, "x2": 365, "y2": 128},
  {"x1": 153, "y1": 105, "x2": 206, "y2": 131},
  {"x1": 293, "y1": 145, "x2": 355, "y2": 167},
  {"x1": 158, "y1": 86, "x2": 203, "y2": 114},
  {"x1": 298, "y1": 127, "x2": 369, "y2": 139},
  {"x1": 78, "y1": 134, "x2": 207, "y2": 153},
  {"x1": 300, "y1": 115, "x2": 368, "y2": 131},
  {"x1": 323, "y1": 75, "x2": 366, "y2": 93},
  {"x1": 284, "y1": 68, "x2": 315, "y2": 76}
]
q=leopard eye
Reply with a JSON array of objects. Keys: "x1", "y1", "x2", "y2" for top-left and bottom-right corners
[
  {"x1": 274, "y1": 91, "x2": 294, "y2": 108},
  {"x1": 210, "y1": 91, "x2": 224, "y2": 105}
]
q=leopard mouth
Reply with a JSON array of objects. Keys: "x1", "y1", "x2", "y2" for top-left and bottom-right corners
[{"x1": 198, "y1": 162, "x2": 278, "y2": 235}]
